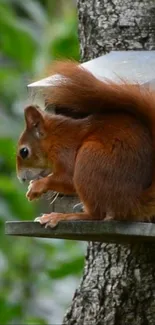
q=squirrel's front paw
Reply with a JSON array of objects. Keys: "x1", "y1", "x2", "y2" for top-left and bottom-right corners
[
  {"x1": 34, "y1": 213, "x2": 62, "y2": 228},
  {"x1": 26, "y1": 179, "x2": 47, "y2": 201}
]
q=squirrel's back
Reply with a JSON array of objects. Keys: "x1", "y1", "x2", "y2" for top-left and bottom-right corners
[{"x1": 74, "y1": 112, "x2": 153, "y2": 219}]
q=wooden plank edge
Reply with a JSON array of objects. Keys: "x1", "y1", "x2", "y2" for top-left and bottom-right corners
[{"x1": 5, "y1": 220, "x2": 155, "y2": 243}]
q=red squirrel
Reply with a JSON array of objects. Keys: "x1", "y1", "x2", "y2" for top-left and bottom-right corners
[{"x1": 16, "y1": 61, "x2": 155, "y2": 228}]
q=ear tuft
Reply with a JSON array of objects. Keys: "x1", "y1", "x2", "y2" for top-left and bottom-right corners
[
  {"x1": 24, "y1": 105, "x2": 41, "y2": 125},
  {"x1": 24, "y1": 105, "x2": 46, "y2": 138}
]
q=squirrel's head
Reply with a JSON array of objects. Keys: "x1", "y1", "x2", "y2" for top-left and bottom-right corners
[{"x1": 16, "y1": 105, "x2": 52, "y2": 183}]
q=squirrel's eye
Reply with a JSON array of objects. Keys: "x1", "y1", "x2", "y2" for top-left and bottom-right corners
[{"x1": 19, "y1": 147, "x2": 29, "y2": 159}]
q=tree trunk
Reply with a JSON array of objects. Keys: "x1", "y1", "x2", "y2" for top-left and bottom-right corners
[
  {"x1": 78, "y1": 0, "x2": 155, "y2": 62},
  {"x1": 63, "y1": 1, "x2": 155, "y2": 324}
]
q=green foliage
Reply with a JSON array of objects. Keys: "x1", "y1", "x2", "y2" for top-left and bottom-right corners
[{"x1": 0, "y1": 0, "x2": 83, "y2": 323}]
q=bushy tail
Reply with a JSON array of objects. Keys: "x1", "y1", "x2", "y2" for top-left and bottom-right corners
[
  {"x1": 43, "y1": 61, "x2": 155, "y2": 215},
  {"x1": 43, "y1": 61, "x2": 155, "y2": 124}
]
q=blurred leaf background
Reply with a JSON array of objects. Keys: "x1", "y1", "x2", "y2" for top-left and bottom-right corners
[{"x1": 0, "y1": 0, "x2": 86, "y2": 323}]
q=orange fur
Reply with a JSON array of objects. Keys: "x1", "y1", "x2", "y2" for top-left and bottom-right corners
[{"x1": 16, "y1": 61, "x2": 155, "y2": 226}]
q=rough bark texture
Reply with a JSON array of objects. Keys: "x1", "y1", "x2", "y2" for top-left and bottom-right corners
[
  {"x1": 63, "y1": 1, "x2": 155, "y2": 324},
  {"x1": 64, "y1": 243, "x2": 155, "y2": 325},
  {"x1": 78, "y1": 0, "x2": 155, "y2": 62}
]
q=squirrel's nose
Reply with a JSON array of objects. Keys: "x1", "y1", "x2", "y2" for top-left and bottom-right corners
[{"x1": 17, "y1": 173, "x2": 27, "y2": 183}]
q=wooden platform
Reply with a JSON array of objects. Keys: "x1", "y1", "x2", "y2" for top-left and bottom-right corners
[{"x1": 5, "y1": 220, "x2": 155, "y2": 243}]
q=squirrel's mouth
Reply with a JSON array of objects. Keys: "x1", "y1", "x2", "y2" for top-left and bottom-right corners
[
  {"x1": 37, "y1": 169, "x2": 51, "y2": 179},
  {"x1": 17, "y1": 168, "x2": 52, "y2": 183}
]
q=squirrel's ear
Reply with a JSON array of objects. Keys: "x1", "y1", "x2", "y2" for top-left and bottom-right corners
[{"x1": 24, "y1": 105, "x2": 46, "y2": 138}]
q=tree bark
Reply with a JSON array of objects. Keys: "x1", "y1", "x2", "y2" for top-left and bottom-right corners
[
  {"x1": 78, "y1": 0, "x2": 155, "y2": 62},
  {"x1": 63, "y1": 1, "x2": 155, "y2": 324}
]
